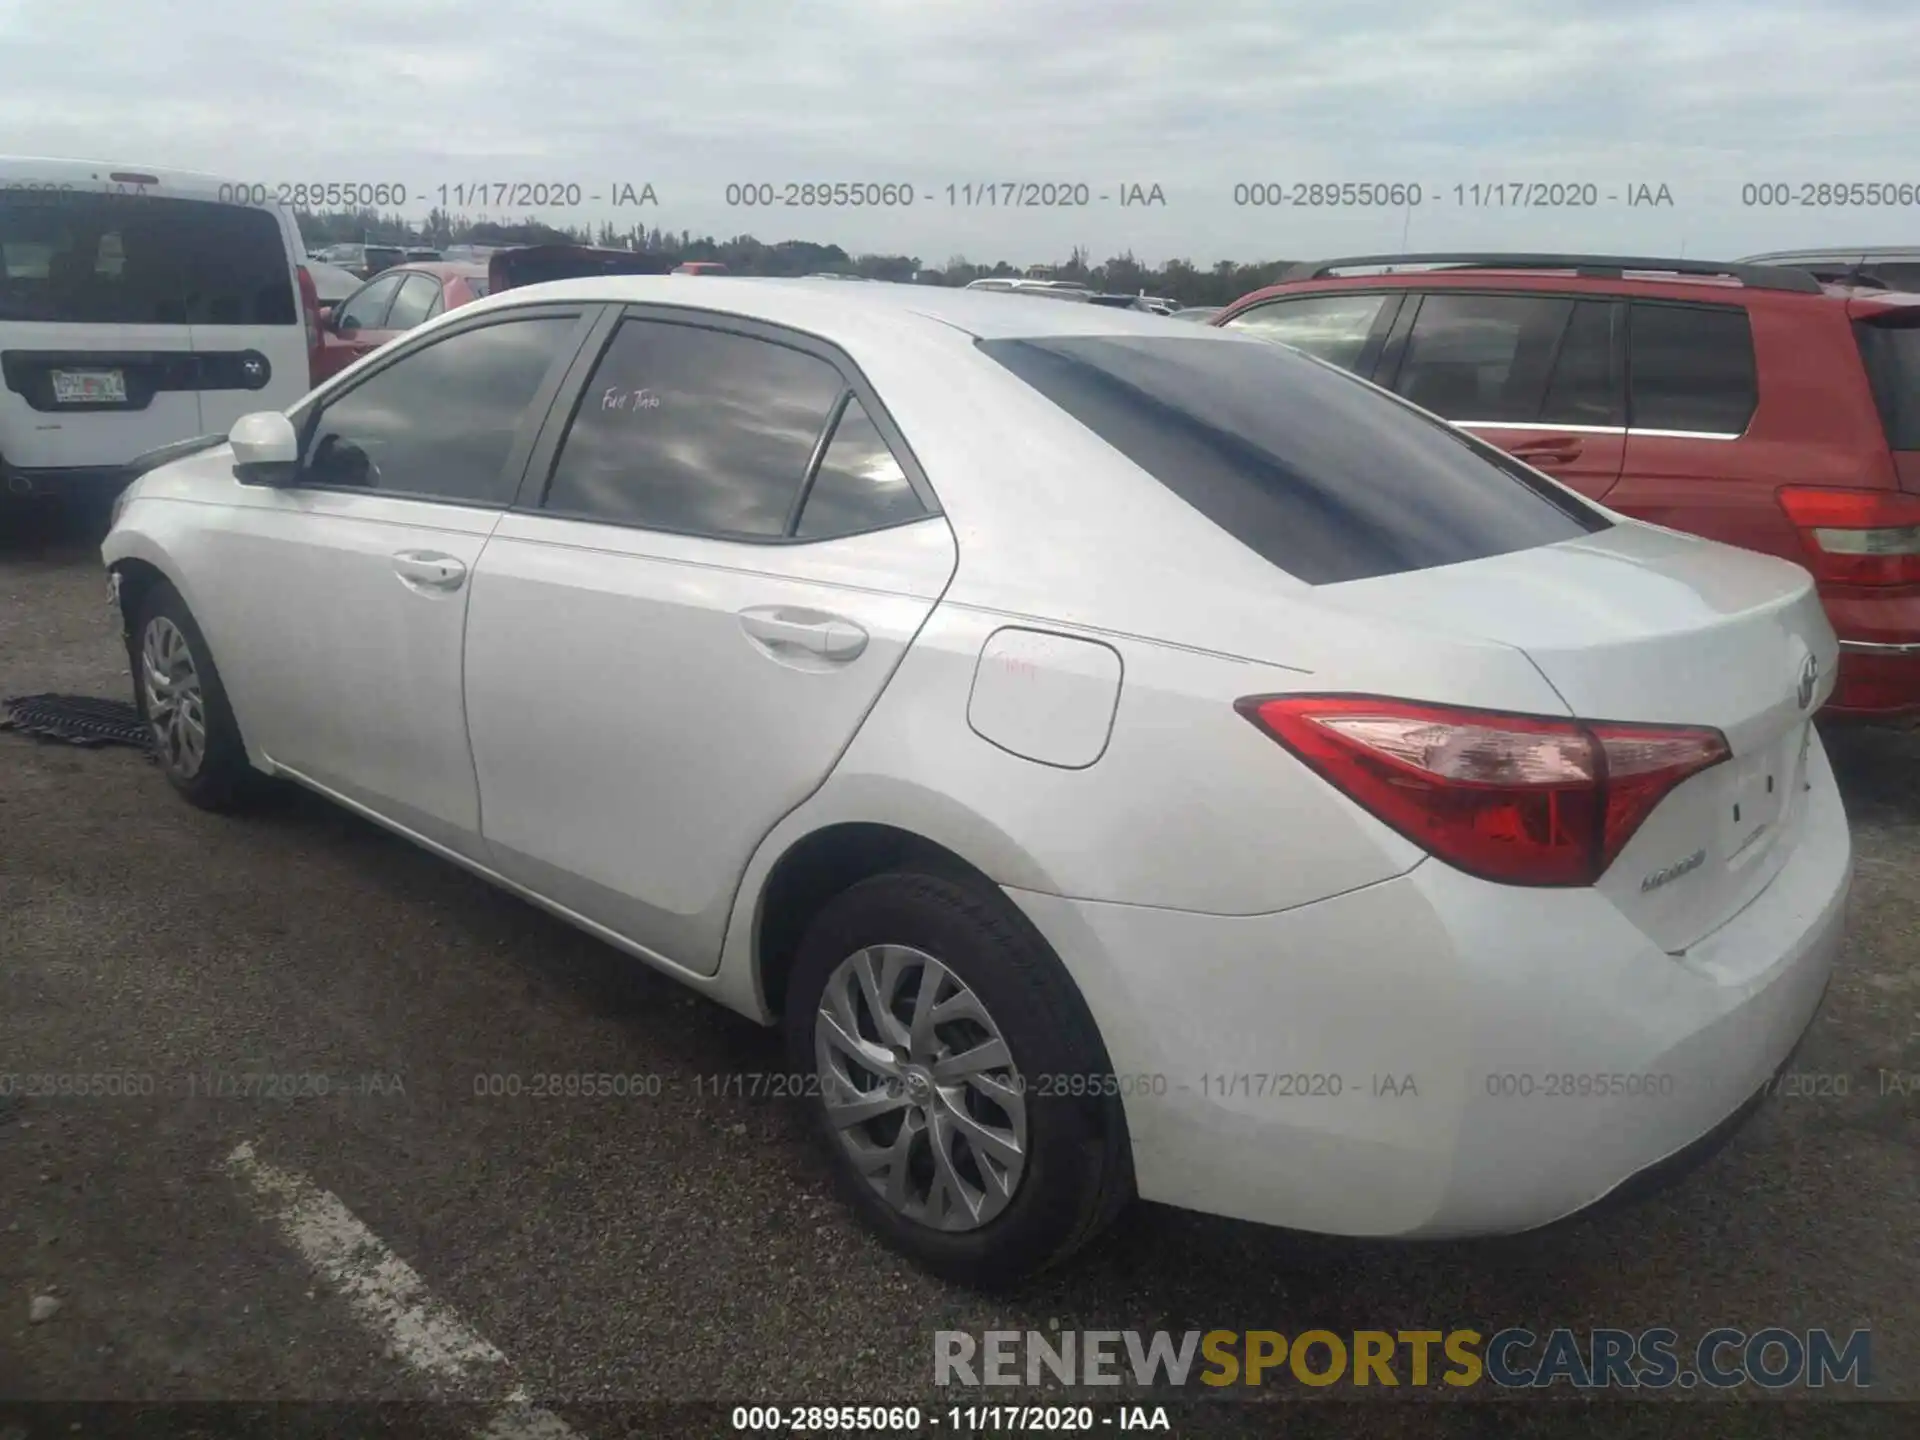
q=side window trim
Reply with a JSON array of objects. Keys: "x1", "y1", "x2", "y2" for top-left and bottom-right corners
[
  {"x1": 514, "y1": 302, "x2": 944, "y2": 542},
  {"x1": 1352, "y1": 293, "x2": 1404, "y2": 380},
  {"x1": 1533, "y1": 303, "x2": 1580, "y2": 419},
  {"x1": 291, "y1": 305, "x2": 602, "y2": 507},
  {"x1": 783, "y1": 388, "x2": 855, "y2": 536},
  {"x1": 1372, "y1": 292, "x2": 1424, "y2": 391}
]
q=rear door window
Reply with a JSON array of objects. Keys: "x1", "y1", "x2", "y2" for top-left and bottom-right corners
[
  {"x1": 1855, "y1": 316, "x2": 1920, "y2": 451},
  {"x1": 1389, "y1": 293, "x2": 1573, "y2": 422},
  {"x1": 979, "y1": 334, "x2": 1610, "y2": 586},
  {"x1": 1626, "y1": 302, "x2": 1757, "y2": 435},
  {"x1": 1222, "y1": 293, "x2": 1391, "y2": 371},
  {"x1": 540, "y1": 318, "x2": 846, "y2": 537},
  {"x1": 0, "y1": 192, "x2": 293, "y2": 326}
]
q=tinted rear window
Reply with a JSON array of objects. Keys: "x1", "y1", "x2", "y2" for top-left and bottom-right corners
[
  {"x1": 0, "y1": 192, "x2": 294, "y2": 325},
  {"x1": 1626, "y1": 302, "x2": 1757, "y2": 434},
  {"x1": 1868, "y1": 263, "x2": 1920, "y2": 292},
  {"x1": 979, "y1": 335, "x2": 1610, "y2": 585},
  {"x1": 1856, "y1": 317, "x2": 1920, "y2": 451}
]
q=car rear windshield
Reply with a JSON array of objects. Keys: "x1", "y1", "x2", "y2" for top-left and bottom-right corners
[
  {"x1": 1856, "y1": 316, "x2": 1920, "y2": 451},
  {"x1": 0, "y1": 191, "x2": 295, "y2": 326},
  {"x1": 978, "y1": 334, "x2": 1610, "y2": 585}
]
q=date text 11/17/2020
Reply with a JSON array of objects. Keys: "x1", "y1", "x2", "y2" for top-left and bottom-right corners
[{"x1": 212, "y1": 181, "x2": 659, "y2": 209}]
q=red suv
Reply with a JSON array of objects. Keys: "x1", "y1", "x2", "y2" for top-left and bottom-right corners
[{"x1": 1213, "y1": 253, "x2": 1920, "y2": 718}]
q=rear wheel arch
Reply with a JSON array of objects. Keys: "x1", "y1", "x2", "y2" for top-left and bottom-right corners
[
  {"x1": 751, "y1": 824, "x2": 1114, "y2": 1076},
  {"x1": 754, "y1": 822, "x2": 989, "y2": 1020}
]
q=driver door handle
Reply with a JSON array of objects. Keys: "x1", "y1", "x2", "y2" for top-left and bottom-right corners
[
  {"x1": 739, "y1": 607, "x2": 868, "y2": 661},
  {"x1": 392, "y1": 550, "x2": 467, "y2": 592}
]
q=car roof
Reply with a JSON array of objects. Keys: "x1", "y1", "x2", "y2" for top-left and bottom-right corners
[
  {"x1": 455, "y1": 274, "x2": 1247, "y2": 346},
  {"x1": 1740, "y1": 246, "x2": 1920, "y2": 262},
  {"x1": 1222, "y1": 264, "x2": 1860, "y2": 314}
]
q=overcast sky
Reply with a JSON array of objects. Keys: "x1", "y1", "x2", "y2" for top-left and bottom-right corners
[{"x1": 3, "y1": 0, "x2": 1915, "y2": 266}]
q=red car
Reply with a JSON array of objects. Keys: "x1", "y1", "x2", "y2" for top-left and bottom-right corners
[
  {"x1": 310, "y1": 262, "x2": 491, "y2": 384},
  {"x1": 1213, "y1": 253, "x2": 1920, "y2": 719}
]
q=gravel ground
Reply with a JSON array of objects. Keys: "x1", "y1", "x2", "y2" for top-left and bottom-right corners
[{"x1": 2, "y1": 497, "x2": 1916, "y2": 1436}]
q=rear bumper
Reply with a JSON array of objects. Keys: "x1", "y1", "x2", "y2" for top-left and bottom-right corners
[
  {"x1": 1008, "y1": 735, "x2": 1851, "y2": 1239},
  {"x1": 1821, "y1": 586, "x2": 1920, "y2": 718},
  {"x1": 1, "y1": 462, "x2": 134, "y2": 500}
]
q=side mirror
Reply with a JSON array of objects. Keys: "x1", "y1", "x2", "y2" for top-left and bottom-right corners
[{"x1": 230, "y1": 411, "x2": 300, "y2": 486}]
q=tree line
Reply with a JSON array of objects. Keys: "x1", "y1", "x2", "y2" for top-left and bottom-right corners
[{"x1": 295, "y1": 209, "x2": 1299, "y2": 307}]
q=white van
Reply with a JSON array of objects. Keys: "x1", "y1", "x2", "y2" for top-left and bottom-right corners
[{"x1": 1, "y1": 158, "x2": 315, "y2": 499}]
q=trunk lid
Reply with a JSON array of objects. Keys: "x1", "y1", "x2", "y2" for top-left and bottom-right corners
[{"x1": 1309, "y1": 520, "x2": 1839, "y2": 952}]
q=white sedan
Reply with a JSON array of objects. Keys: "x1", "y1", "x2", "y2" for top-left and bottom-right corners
[{"x1": 102, "y1": 276, "x2": 1851, "y2": 1286}]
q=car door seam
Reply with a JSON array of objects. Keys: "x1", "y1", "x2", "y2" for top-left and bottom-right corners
[
  {"x1": 460, "y1": 510, "x2": 514, "y2": 852},
  {"x1": 715, "y1": 519, "x2": 966, "y2": 972}
]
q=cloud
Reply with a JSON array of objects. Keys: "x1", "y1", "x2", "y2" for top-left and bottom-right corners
[{"x1": 2, "y1": 0, "x2": 1914, "y2": 262}]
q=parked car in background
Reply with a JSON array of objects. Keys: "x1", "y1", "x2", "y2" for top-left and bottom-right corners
[
  {"x1": 673, "y1": 260, "x2": 728, "y2": 274},
  {"x1": 301, "y1": 259, "x2": 362, "y2": 309},
  {"x1": 1739, "y1": 246, "x2": 1920, "y2": 292},
  {"x1": 0, "y1": 156, "x2": 312, "y2": 500},
  {"x1": 349, "y1": 244, "x2": 404, "y2": 278},
  {"x1": 1083, "y1": 294, "x2": 1178, "y2": 316},
  {"x1": 103, "y1": 279, "x2": 1847, "y2": 1286},
  {"x1": 405, "y1": 247, "x2": 442, "y2": 262},
  {"x1": 963, "y1": 278, "x2": 1091, "y2": 302},
  {"x1": 307, "y1": 246, "x2": 685, "y2": 386},
  {"x1": 1172, "y1": 305, "x2": 1222, "y2": 323},
  {"x1": 487, "y1": 245, "x2": 680, "y2": 293},
  {"x1": 309, "y1": 263, "x2": 490, "y2": 383},
  {"x1": 1214, "y1": 253, "x2": 1920, "y2": 719}
]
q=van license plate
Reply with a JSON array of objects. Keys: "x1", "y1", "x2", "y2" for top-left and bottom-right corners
[{"x1": 51, "y1": 369, "x2": 127, "y2": 404}]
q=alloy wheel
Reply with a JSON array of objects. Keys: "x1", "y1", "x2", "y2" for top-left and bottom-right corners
[
  {"x1": 141, "y1": 616, "x2": 207, "y2": 779},
  {"x1": 813, "y1": 944, "x2": 1028, "y2": 1231}
]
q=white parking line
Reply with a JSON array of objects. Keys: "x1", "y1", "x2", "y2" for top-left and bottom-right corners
[{"x1": 223, "y1": 1141, "x2": 581, "y2": 1439}]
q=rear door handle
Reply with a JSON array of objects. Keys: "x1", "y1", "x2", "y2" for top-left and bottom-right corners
[
  {"x1": 739, "y1": 607, "x2": 868, "y2": 661},
  {"x1": 1509, "y1": 436, "x2": 1584, "y2": 465},
  {"x1": 392, "y1": 549, "x2": 467, "y2": 592}
]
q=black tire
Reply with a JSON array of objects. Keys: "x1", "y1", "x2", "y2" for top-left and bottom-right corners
[
  {"x1": 130, "y1": 580, "x2": 259, "y2": 811},
  {"x1": 785, "y1": 869, "x2": 1134, "y2": 1288}
]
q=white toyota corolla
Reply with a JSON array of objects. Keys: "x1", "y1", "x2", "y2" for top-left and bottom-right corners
[{"x1": 102, "y1": 276, "x2": 1851, "y2": 1286}]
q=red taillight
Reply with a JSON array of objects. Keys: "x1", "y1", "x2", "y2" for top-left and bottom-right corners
[
  {"x1": 1777, "y1": 487, "x2": 1920, "y2": 586},
  {"x1": 1236, "y1": 695, "x2": 1730, "y2": 887}
]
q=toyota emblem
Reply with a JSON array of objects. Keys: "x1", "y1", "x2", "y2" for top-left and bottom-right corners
[{"x1": 1796, "y1": 654, "x2": 1819, "y2": 710}]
